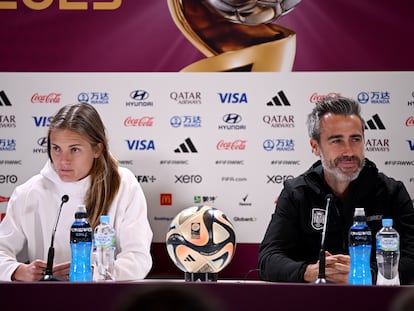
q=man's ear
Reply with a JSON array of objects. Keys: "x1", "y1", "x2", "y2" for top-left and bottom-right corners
[{"x1": 310, "y1": 139, "x2": 320, "y2": 156}]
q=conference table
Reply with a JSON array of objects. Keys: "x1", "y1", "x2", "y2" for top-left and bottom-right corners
[{"x1": 0, "y1": 279, "x2": 412, "y2": 311}]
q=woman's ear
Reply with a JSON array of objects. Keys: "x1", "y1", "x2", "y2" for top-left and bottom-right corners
[{"x1": 94, "y1": 143, "x2": 104, "y2": 158}]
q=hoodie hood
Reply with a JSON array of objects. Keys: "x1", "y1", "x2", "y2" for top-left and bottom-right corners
[{"x1": 40, "y1": 159, "x2": 90, "y2": 204}]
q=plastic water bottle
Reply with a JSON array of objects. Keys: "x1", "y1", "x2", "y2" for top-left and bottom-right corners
[
  {"x1": 69, "y1": 205, "x2": 93, "y2": 282},
  {"x1": 93, "y1": 215, "x2": 116, "y2": 281},
  {"x1": 376, "y1": 218, "x2": 400, "y2": 285},
  {"x1": 348, "y1": 208, "x2": 372, "y2": 285}
]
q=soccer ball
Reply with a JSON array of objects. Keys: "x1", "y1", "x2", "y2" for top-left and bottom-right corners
[{"x1": 166, "y1": 205, "x2": 236, "y2": 274}]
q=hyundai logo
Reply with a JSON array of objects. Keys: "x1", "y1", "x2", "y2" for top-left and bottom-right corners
[{"x1": 130, "y1": 90, "x2": 150, "y2": 101}]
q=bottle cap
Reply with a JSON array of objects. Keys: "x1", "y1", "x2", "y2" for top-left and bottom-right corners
[
  {"x1": 100, "y1": 215, "x2": 110, "y2": 224},
  {"x1": 382, "y1": 218, "x2": 393, "y2": 227},
  {"x1": 354, "y1": 207, "x2": 365, "y2": 216},
  {"x1": 75, "y1": 204, "x2": 88, "y2": 219}
]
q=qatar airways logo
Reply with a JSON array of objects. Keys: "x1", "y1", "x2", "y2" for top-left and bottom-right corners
[
  {"x1": 31, "y1": 93, "x2": 61, "y2": 103},
  {"x1": 309, "y1": 92, "x2": 341, "y2": 103},
  {"x1": 216, "y1": 139, "x2": 247, "y2": 150},
  {"x1": 124, "y1": 116, "x2": 154, "y2": 127},
  {"x1": 406, "y1": 116, "x2": 414, "y2": 127}
]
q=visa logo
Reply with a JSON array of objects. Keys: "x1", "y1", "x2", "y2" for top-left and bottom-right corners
[
  {"x1": 218, "y1": 93, "x2": 248, "y2": 104},
  {"x1": 407, "y1": 140, "x2": 414, "y2": 151},
  {"x1": 32, "y1": 116, "x2": 53, "y2": 127},
  {"x1": 126, "y1": 139, "x2": 155, "y2": 151}
]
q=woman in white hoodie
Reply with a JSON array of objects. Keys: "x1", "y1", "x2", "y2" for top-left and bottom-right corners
[{"x1": 0, "y1": 103, "x2": 153, "y2": 281}]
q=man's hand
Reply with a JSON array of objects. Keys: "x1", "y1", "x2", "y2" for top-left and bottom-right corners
[{"x1": 304, "y1": 251, "x2": 350, "y2": 284}]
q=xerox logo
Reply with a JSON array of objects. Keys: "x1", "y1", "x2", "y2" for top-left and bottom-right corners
[
  {"x1": 266, "y1": 175, "x2": 294, "y2": 184},
  {"x1": 174, "y1": 174, "x2": 203, "y2": 184},
  {"x1": 0, "y1": 91, "x2": 11, "y2": 106},
  {"x1": 266, "y1": 90, "x2": 290, "y2": 106},
  {"x1": 218, "y1": 92, "x2": 248, "y2": 104},
  {"x1": 174, "y1": 138, "x2": 198, "y2": 153},
  {"x1": 0, "y1": 175, "x2": 18, "y2": 184},
  {"x1": 365, "y1": 114, "x2": 386, "y2": 130}
]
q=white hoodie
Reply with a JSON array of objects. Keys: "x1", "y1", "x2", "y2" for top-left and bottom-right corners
[{"x1": 0, "y1": 160, "x2": 153, "y2": 281}]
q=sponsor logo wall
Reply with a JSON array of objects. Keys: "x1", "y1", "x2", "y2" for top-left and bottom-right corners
[{"x1": 0, "y1": 72, "x2": 413, "y2": 243}]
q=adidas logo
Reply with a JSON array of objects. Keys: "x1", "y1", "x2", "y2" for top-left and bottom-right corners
[
  {"x1": 184, "y1": 254, "x2": 196, "y2": 262},
  {"x1": 0, "y1": 91, "x2": 12, "y2": 106},
  {"x1": 365, "y1": 114, "x2": 386, "y2": 130},
  {"x1": 174, "y1": 137, "x2": 198, "y2": 153},
  {"x1": 266, "y1": 90, "x2": 290, "y2": 106}
]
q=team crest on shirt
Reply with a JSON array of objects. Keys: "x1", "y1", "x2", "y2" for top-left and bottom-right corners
[{"x1": 311, "y1": 208, "x2": 325, "y2": 230}]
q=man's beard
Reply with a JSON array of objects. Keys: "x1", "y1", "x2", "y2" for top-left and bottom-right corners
[{"x1": 320, "y1": 153, "x2": 364, "y2": 183}]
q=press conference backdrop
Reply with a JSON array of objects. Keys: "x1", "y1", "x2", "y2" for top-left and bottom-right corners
[{"x1": 0, "y1": 72, "x2": 413, "y2": 243}]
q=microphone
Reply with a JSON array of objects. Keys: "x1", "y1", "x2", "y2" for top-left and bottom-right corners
[
  {"x1": 39, "y1": 194, "x2": 69, "y2": 281},
  {"x1": 315, "y1": 194, "x2": 333, "y2": 284}
]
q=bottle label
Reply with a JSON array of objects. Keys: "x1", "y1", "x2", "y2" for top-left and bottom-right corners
[
  {"x1": 95, "y1": 233, "x2": 116, "y2": 247},
  {"x1": 377, "y1": 237, "x2": 399, "y2": 251}
]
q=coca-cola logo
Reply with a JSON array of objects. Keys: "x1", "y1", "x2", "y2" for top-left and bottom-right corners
[
  {"x1": 217, "y1": 139, "x2": 247, "y2": 150},
  {"x1": 405, "y1": 116, "x2": 414, "y2": 127},
  {"x1": 31, "y1": 93, "x2": 61, "y2": 103},
  {"x1": 309, "y1": 92, "x2": 340, "y2": 103},
  {"x1": 124, "y1": 116, "x2": 154, "y2": 127}
]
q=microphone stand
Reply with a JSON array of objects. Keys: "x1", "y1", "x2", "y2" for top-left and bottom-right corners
[
  {"x1": 315, "y1": 194, "x2": 332, "y2": 284},
  {"x1": 39, "y1": 195, "x2": 69, "y2": 281}
]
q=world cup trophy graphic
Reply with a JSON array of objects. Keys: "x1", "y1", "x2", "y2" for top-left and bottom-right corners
[{"x1": 168, "y1": 0, "x2": 301, "y2": 72}]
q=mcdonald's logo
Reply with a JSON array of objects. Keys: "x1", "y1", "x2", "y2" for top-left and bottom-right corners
[{"x1": 160, "y1": 193, "x2": 172, "y2": 206}]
